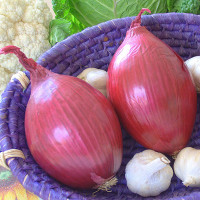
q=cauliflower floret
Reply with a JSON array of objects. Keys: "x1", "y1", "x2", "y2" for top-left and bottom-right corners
[
  {"x1": 0, "y1": 0, "x2": 52, "y2": 95},
  {"x1": 0, "y1": 15, "x2": 15, "y2": 42},
  {"x1": 0, "y1": 68, "x2": 13, "y2": 95},
  {"x1": 0, "y1": 0, "x2": 26, "y2": 22},
  {"x1": 23, "y1": 0, "x2": 53, "y2": 27}
]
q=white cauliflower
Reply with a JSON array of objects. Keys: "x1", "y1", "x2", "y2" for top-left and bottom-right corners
[{"x1": 0, "y1": 0, "x2": 52, "y2": 95}]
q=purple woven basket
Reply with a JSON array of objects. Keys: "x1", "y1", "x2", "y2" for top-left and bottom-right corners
[{"x1": 0, "y1": 12, "x2": 200, "y2": 200}]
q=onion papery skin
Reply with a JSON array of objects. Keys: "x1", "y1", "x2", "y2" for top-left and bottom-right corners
[
  {"x1": 107, "y1": 9, "x2": 197, "y2": 155},
  {"x1": 0, "y1": 46, "x2": 123, "y2": 189},
  {"x1": 26, "y1": 73, "x2": 123, "y2": 189}
]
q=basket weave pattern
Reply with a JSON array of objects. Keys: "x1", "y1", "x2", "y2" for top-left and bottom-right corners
[{"x1": 0, "y1": 13, "x2": 200, "y2": 200}]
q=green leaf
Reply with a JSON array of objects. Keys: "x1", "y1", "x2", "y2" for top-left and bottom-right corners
[
  {"x1": 68, "y1": 0, "x2": 168, "y2": 27},
  {"x1": 167, "y1": 0, "x2": 176, "y2": 12},
  {"x1": 50, "y1": 0, "x2": 200, "y2": 47},
  {"x1": 52, "y1": 0, "x2": 85, "y2": 33},
  {"x1": 49, "y1": 19, "x2": 72, "y2": 46},
  {"x1": 171, "y1": 0, "x2": 200, "y2": 14},
  {"x1": 52, "y1": 0, "x2": 71, "y2": 19}
]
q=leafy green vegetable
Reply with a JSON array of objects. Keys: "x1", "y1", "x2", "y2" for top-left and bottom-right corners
[
  {"x1": 49, "y1": 19, "x2": 71, "y2": 46},
  {"x1": 68, "y1": 0, "x2": 168, "y2": 27},
  {"x1": 50, "y1": 0, "x2": 167, "y2": 46},
  {"x1": 50, "y1": 0, "x2": 85, "y2": 46},
  {"x1": 52, "y1": 0, "x2": 85, "y2": 32},
  {"x1": 50, "y1": 0, "x2": 200, "y2": 46},
  {"x1": 168, "y1": 0, "x2": 200, "y2": 14},
  {"x1": 167, "y1": 0, "x2": 176, "y2": 12}
]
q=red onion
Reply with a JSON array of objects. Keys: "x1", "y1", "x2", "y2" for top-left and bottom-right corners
[
  {"x1": 0, "y1": 46, "x2": 123, "y2": 189},
  {"x1": 107, "y1": 9, "x2": 197, "y2": 155}
]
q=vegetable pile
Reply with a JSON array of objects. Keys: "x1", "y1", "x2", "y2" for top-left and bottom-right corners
[
  {"x1": 1, "y1": 0, "x2": 199, "y2": 95},
  {"x1": 0, "y1": 3, "x2": 200, "y2": 199},
  {"x1": 0, "y1": 0, "x2": 53, "y2": 95}
]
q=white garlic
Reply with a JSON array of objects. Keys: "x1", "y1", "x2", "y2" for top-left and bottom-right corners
[
  {"x1": 125, "y1": 150, "x2": 173, "y2": 197},
  {"x1": 174, "y1": 147, "x2": 200, "y2": 187},
  {"x1": 77, "y1": 68, "x2": 108, "y2": 97},
  {"x1": 185, "y1": 56, "x2": 200, "y2": 93}
]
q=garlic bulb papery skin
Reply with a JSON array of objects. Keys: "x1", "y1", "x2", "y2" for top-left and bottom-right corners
[
  {"x1": 125, "y1": 150, "x2": 173, "y2": 197},
  {"x1": 185, "y1": 56, "x2": 200, "y2": 93},
  {"x1": 77, "y1": 68, "x2": 108, "y2": 97},
  {"x1": 174, "y1": 147, "x2": 200, "y2": 187}
]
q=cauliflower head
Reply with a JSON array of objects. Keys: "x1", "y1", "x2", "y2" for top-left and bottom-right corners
[{"x1": 0, "y1": 0, "x2": 52, "y2": 95}]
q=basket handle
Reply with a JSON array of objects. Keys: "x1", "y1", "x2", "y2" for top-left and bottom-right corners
[
  {"x1": 10, "y1": 71, "x2": 30, "y2": 90},
  {"x1": 0, "y1": 71, "x2": 28, "y2": 170},
  {"x1": 0, "y1": 149, "x2": 25, "y2": 170}
]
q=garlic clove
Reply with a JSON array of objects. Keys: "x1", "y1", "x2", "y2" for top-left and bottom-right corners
[
  {"x1": 125, "y1": 150, "x2": 173, "y2": 197},
  {"x1": 77, "y1": 68, "x2": 97, "y2": 81},
  {"x1": 86, "y1": 70, "x2": 107, "y2": 89},
  {"x1": 174, "y1": 147, "x2": 200, "y2": 187},
  {"x1": 77, "y1": 68, "x2": 108, "y2": 97},
  {"x1": 185, "y1": 56, "x2": 200, "y2": 93},
  {"x1": 193, "y1": 65, "x2": 200, "y2": 92}
]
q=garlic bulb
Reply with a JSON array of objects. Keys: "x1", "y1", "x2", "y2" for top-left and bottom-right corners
[
  {"x1": 174, "y1": 147, "x2": 200, "y2": 187},
  {"x1": 125, "y1": 150, "x2": 173, "y2": 197},
  {"x1": 77, "y1": 68, "x2": 108, "y2": 97},
  {"x1": 185, "y1": 56, "x2": 200, "y2": 93}
]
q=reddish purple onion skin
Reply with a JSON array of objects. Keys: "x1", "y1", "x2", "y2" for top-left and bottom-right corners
[
  {"x1": 107, "y1": 9, "x2": 197, "y2": 155},
  {"x1": 0, "y1": 45, "x2": 123, "y2": 189}
]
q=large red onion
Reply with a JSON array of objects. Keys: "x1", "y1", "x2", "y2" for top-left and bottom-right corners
[
  {"x1": 107, "y1": 9, "x2": 197, "y2": 155},
  {"x1": 0, "y1": 46, "x2": 123, "y2": 189}
]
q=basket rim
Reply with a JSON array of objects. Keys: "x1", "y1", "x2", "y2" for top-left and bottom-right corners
[{"x1": 38, "y1": 11, "x2": 200, "y2": 64}]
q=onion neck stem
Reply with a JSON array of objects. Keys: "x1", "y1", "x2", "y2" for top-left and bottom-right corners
[
  {"x1": 130, "y1": 8, "x2": 151, "y2": 28},
  {"x1": 0, "y1": 45, "x2": 48, "y2": 80}
]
